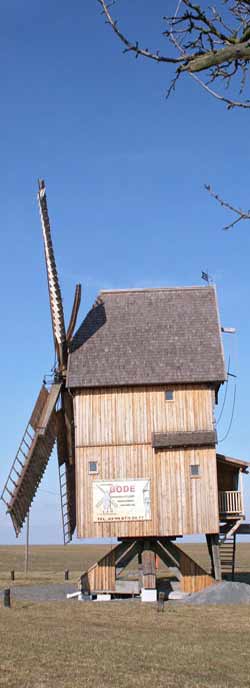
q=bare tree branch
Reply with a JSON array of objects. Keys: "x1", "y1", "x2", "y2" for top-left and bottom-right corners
[
  {"x1": 98, "y1": 0, "x2": 250, "y2": 109},
  {"x1": 180, "y1": 40, "x2": 250, "y2": 73},
  {"x1": 205, "y1": 184, "x2": 250, "y2": 229},
  {"x1": 97, "y1": 0, "x2": 190, "y2": 64},
  {"x1": 188, "y1": 71, "x2": 250, "y2": 109}
]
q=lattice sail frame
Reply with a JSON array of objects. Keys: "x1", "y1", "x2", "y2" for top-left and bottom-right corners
[
  {"x1": 37, "y1": 180, "x2": 67, "y2": 369},
  {"x1": 1, "y1": 384, "x2": 61, "y2": 535},
  {"x1": 1, "y1": 181, "x2": 81, "y2": 542}
]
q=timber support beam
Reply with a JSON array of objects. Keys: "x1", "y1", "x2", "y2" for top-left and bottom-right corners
[
  {"x1": 141, "y1": 541, "x2": 156, "y2": 590},
  {"x1": 80, "y1": 537, "x2": 216, "y2": 597},
  {"x1": 206, "y1": 534, "x2": 222, "y2": 581}
]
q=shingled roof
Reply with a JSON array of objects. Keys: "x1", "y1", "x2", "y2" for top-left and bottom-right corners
[{"x1": 67, "y1": 285, "x2": 226, "y2": 388}]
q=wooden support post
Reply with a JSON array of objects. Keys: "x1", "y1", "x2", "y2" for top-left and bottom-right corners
[
  {"x1": 138, "y1": 549, "x2": 143, "y2": 592},
  {"x1": 158, "y1": 591, "x2": 165, "y2": 612},
  {"x1": 142, "y1": 541, "x2": 156, "y2": 589},
  {"x1": 10, "y1": 570, "x2": 15, "y2": 581},
  {"x1": 158, "y1": 538, "x2": 180, "y2": 566},
  {"x1": 25, "y1": 510, "x2": 30, "y2": 576},
  {"x1": 115, "y1": 540, "x2": 139, "y2": 575},
  {"x1": 232, "y1": 534, "x2": 236, "y2": 581},
  {"x1": 207, "y1": 534, "x2": 221, "y2": 581},
  {"x1": 206, "y1": 534, "x2": 214, "y2": 576},
  {"x1": 153, "y1": 541, "x2": 181, "y2": 580},
  {"x1": 239, "y1": 469, "x2": 245, "y2": 516},
  {"x1": 3, "y1": 589, "x2": 11, "y2": 608}
]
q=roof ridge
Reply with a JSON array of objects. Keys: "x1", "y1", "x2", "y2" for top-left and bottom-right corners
[{"x1": 100, "y1": 285, "x2": 215, "y2": 295}]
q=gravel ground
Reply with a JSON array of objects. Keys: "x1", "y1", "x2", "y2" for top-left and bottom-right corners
[
  {"x1": 185, "y1": 581, "x2": 250, "y2": 605},
  {"x1": 1, "y1": 580, "x2": 250, "y2": 604},
  {"x1": 0, "y1": 583, "x2": 77, "y2": 601}
]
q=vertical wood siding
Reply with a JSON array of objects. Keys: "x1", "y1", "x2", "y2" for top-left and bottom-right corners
[
  {"x1": 81, "y1": 549, "x2": 116, "y2": 592},
  {"x1": 74, "y1": 385, "x2": 219, "y2": 539},
  {"x1": 74, "y1": 385, "x2": 214, "y2": 448},
  {"x1": 76, "y1": 444, "x2": 219, "y2": 538},
  {"x1": 179, "y1": 550, "x2": 215, "y2": 593}
]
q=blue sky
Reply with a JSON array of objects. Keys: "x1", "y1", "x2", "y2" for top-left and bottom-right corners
[{"x1": 1, "y1": 0, "x2": 250, "y2": 544}]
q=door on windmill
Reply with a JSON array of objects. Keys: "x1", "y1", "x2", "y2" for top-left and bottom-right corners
[{"x1": 93, "y1": 479, "x2": 151, "y2": 523}]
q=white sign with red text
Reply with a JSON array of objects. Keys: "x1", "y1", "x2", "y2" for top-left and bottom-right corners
[{"x1": 93, "y1": 479, "x2": 151, "y2": 522}]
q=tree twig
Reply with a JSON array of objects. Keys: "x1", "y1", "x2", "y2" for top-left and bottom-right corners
[
  {"x1": 205, "y1": 184, "x2": 250, "y2": 229},
  {"x1": 98, "y1": 0, "x2": 189, "y2": 65}
]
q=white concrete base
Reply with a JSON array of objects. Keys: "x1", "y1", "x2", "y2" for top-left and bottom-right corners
[
  {"x1": 67, "y1": 591, "x2": 82, "y2": 600},
  {"x1": 141, "y1": 588, "x2": 157, "y2": 602},
  {"x1": 96, "y1": 593, "x2": 112, "y2": 601},
  {"x1": 78, "y1": 594, "x2": 93, "y2": 602}
]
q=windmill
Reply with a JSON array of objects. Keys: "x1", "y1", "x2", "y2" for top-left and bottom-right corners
[
  {"x1": 1, "y1": 180, "x2": 81, "y2": 544},
  {"x1": 2, "y1": 184, "x2": 249, "y2": 598}
]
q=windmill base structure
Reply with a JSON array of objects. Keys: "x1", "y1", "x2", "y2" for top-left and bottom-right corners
[{"x1": 1, "y1": 181, "x2": 249, "y2": 599}]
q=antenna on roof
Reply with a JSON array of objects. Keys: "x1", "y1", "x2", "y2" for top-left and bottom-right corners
[{"x1": 201, "y1": 270, "x2": 213, "y2": 284}]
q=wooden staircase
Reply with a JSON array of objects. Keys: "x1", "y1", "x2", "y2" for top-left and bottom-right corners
[
  {"x1": 218, "y1": 518, "x2": 243, "y2": 580},
  {"x1": 219, "y1": 534, "x2": 236, "y2": 580}
]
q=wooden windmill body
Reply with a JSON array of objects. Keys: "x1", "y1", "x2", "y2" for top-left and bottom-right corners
[{"x1": 2, "y1": 183, "x2": 249, "y2": 597}]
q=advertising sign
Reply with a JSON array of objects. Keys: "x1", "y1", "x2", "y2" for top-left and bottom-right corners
[{"x1": 93, "y1": 479, "x2": 151, "y2": 523}]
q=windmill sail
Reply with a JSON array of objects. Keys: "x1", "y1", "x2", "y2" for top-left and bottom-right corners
[
  {"x1": 57, "y1": 408, "x2": 76, "y2": 543},
  {"x1": 66, "y1": 284, "x2": 81, "y2": 344},
  {"x1": 2, "y1": 181, "x2": 80, "y2": 543},
  {"x1": 59, "y1": 462, "x2": 76, "y2": 544},
  {"x1": 37, "y1": 180, "x2": 77, "y2": 541},
  {"x1": 37, "y1": 180, "x2": 67, "y2": 369},
  {"x1": 1, "y1": 383, "x2": 61, "y2": 536}
]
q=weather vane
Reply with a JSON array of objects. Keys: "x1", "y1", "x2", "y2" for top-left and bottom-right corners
[{"x1": 201, "y1": 270, "x2": 213, "y2": 284}]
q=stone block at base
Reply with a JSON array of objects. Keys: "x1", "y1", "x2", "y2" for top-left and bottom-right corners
[
  {"x1": 96, "y1": 594, "x2": 112, "y2": 601},
  {"x1": 141, "y1": 588, "x2": 157, "y2": 602},
  {"x1": 67, "y1": 591, "x2": 82, "y2": 600}
]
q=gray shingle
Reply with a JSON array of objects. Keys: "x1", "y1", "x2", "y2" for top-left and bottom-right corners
[
  {"x1": 67, "y1": 286, "x2": 226, "y2": 388},
  {"x1": 152, "y1": 430, "x2": 217, "y2": 449}
]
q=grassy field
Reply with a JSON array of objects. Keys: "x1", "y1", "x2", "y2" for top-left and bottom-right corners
[
  {"x1": 1, "y1": 544, "x2": 250, "y2": 687},
  {"x1": 1, "y1": 542, "x2": 250, "y2": 585},
  {"x1": 0, "y1": 544, "x2": 110, "y2": 586},
  {"x1": 1, "y1": 598, "x2": 250, "y2": 687}
]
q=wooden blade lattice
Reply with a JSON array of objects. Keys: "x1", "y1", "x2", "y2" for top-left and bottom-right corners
[
  {"x1": 37, "y1": 180, "x2": 67, "y2": 368},
  {"x1": 57, "y1": 409, "x2": 76, "y2": 543},
  {"x1": 58, "y1": 462, "x2": 76, "y2": 544},
  {"x1": 1, "y1": 384, "x2": 61, "y2": 536}
]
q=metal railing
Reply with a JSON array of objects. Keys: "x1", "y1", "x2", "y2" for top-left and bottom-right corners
[{"x1": 218, "y1": 490, "x2": 243, "y2": 515}]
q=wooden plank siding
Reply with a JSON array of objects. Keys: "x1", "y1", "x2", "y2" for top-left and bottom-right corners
[
  {"x1": 179, "y1": 550, "x2": 215, "y2": 593},
  {"x1": 76, "y1": 444, "x2": 219, "y2": 538},
  {"x1": 74, "y1": 385, "x2": 214, "y2": 447},
  {"x1": 74, "y1": 385, "x2": 219, "y2": 539},
  {"x1": 81, "y1": 549, "x2": 116, "y2": 593}
]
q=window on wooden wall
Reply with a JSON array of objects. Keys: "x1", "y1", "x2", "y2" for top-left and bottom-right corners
[
  {"x1": 88, "y1": 461, "x2": 98, "y2": 474},
  {"x1": 190, "y1": 465, "x2": 200, "y2": 478},
  {"x1": 165, "y1": 390, "x2": 174, "y2": 401}
]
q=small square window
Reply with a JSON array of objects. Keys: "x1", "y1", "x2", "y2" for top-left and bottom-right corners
[
  {"x1": 190, "y1": 464, "x2": 200, "y2": 478},
  {"x1": 89, "y1": 461, "x2": 98, "y2": 474},
  {"x1": 165, "y1": 390, "x2": 174, "y2": 401}
]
